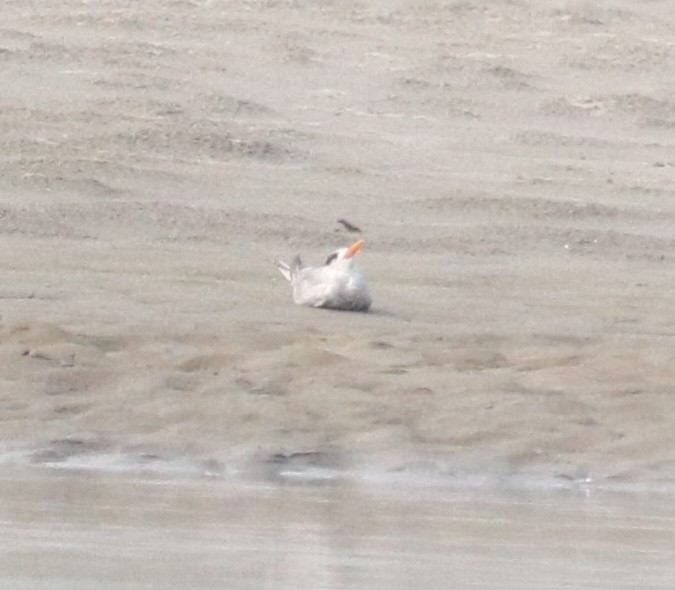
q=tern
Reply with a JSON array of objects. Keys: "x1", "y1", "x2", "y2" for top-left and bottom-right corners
[{"x1": 276, "y1": 239, "x2": 372, "y2": 311}]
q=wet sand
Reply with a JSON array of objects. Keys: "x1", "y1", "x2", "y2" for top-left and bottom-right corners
[
  {"x1": 2, "y1": 2, "x2": 675, "y2": 487},
  {"x1": 2, "y1": 468, "x2": 675, "y2": 590}
]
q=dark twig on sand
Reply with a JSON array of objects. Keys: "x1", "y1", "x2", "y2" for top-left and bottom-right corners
[{"x1": 337, "y1": 218, "x2": 362, "y2": 233}]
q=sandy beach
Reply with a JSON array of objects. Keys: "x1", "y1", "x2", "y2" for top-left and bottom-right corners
[{"x1": 1, "y1": 0, "x2": 675, "y2": 489}]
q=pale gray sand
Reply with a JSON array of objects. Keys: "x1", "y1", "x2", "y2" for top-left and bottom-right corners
[{"x1": 1, "y1": 1, "x2": 675, "y2": 487}]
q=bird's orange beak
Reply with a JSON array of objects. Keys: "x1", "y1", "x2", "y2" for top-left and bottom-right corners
[{"x1": 345, "y1": 239, "x2": 364, "y2": 259}]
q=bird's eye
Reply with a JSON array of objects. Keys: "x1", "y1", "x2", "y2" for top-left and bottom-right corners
[{"x1": 325, "y1": 253, "x2": 338, "y2": 265}]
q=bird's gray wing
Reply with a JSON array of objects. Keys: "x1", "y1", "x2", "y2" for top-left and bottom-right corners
[{"x1": 292, "y1": 266, "x2": 335, "y2": 307}]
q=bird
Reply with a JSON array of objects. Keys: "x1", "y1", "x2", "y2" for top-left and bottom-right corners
[{"x1": 276, "y1": 239, "x2": 372, "y2": 311}]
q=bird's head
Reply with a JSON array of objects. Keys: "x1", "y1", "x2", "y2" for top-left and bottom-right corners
[{"x1": 325, "y1": 239, "x2": 364, "y2": 268}]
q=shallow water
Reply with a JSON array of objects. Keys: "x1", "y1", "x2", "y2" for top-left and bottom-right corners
[{"x1": 1, "y1": 469, "x2": 675, "y2": 589}]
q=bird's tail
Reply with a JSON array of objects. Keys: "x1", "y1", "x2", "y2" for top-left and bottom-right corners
[
  {"x1": 276, "y1": 260, "x2": 291, "y2": 281},
  {"x1": 276, "y1": 256, "x2": 303, "y2": 282}
]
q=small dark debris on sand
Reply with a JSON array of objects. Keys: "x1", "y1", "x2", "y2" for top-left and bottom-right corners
[{"x1": 337, "y1": 218, "x2": 362, "y2": 233}]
